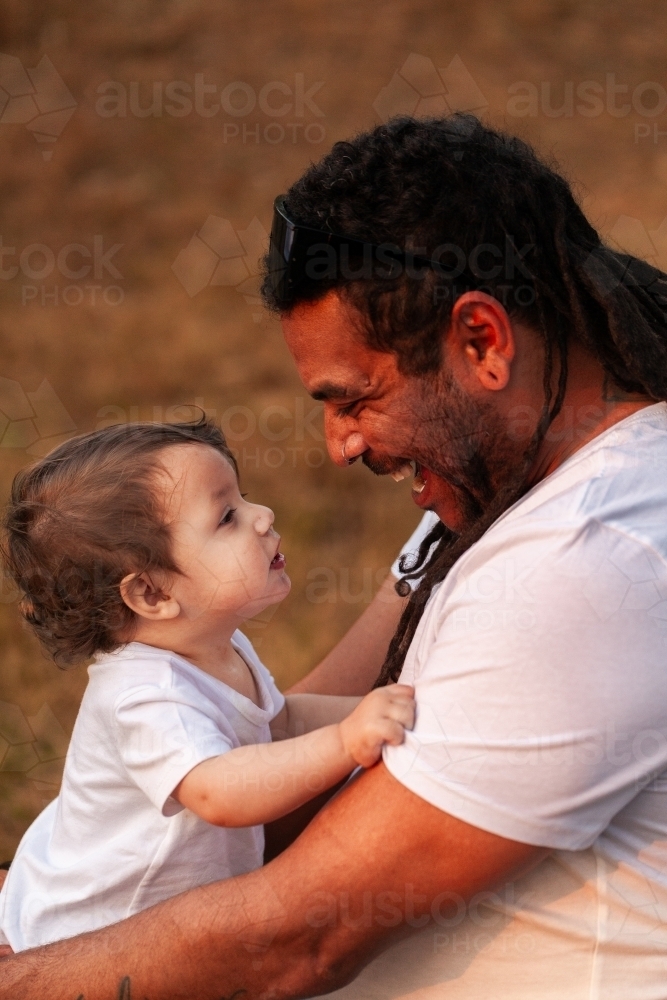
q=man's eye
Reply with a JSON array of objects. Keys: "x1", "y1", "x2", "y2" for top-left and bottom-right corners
[
  {"x1": 339, "y1": 400, "x2": 361, "y2": 418},
  {"x1": 219, "y1": 507, "x2": 236, "y2": 526}
]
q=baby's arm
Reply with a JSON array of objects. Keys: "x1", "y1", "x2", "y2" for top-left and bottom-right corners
[{"x1": 172, "y1": 685, "x2": 415, "y2": 828}]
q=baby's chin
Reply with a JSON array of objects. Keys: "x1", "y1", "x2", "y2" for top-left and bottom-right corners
[{"x1": 240, "y1": 574, "x2": 291, "y2": 615}]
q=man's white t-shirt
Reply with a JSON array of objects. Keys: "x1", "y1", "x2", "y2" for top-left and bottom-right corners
[
  {"x1": 329, "y1": 403, "x2": 667, "y2": 999},
  {"x1": 0, "y1": 631, "x2": 284, "y2": 952}
]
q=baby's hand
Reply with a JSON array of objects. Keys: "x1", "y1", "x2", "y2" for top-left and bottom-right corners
[{"x1": 338, "y1": 684, "x2": 416, "y2": 769}]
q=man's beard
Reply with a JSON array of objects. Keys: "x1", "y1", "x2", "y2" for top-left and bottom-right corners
[{"x1": 363, "y1": 370, "x2": 537, "y2": 535}]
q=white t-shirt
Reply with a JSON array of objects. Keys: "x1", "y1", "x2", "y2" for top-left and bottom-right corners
[
  {"x1": 391, "y1": 509, "x2": 440, "y2": 586},
  {"x1": 0, "y1": 631, "x2": 284, "y2": 952},
  {"x1": 327, "y1": 403, "x2": 667, "y2": 999}
]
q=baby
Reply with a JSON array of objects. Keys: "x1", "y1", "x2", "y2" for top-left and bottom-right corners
[{"x1": 0, "y1": 417, "x2": 414, "y2": 952}]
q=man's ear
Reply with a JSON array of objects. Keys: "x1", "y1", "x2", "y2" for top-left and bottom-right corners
[
  {"x1": 120, "y1": 572, "x2": 181, "y2": 621},
  {"x1": 448, "y1": 291, "x2": 516, "y2": 391}
]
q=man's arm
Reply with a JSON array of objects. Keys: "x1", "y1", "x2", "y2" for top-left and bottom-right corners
[
  {"x1": 0, "y1": 762, "x2": 548, "y2": 1000},
  {"x1": 288, "y1": 571, "x2": 407, "y2": 695},
  {"x1": 270, "y1": 694, "x2": 361, "y2": 739}
]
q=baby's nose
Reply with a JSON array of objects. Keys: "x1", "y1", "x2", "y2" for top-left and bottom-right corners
[{"x1": 254, "y1": 505, "x2": 275, "y2": 532}]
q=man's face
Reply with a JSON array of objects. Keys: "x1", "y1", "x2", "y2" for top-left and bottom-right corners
[{"x1": 282, "y1": 291, "x2": 529, "y2": 533}]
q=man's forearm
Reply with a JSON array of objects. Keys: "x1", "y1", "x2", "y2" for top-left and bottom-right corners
[
  {"x1": 0, "y1": 853, "x2": 354, "y2": 1000},
  {"x1": 0, "y1": 764, "x2": 545, "y2": 1000},
  {"x1": 280, "y1": 694, "x2": 361, "y2": 736},
  {"x1": 288, "y1": 573, "x2": 406, "y2": 695}
]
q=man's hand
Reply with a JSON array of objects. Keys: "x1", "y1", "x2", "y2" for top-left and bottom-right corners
[{"x1": 338, "y1": 683, "x2": 415, "y2": 767}]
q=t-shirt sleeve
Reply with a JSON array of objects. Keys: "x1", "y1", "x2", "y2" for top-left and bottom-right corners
[
  {"x1": 391, "y1": 511, "x2": 440, "y2": 589},
  {"x1": 114, "y1": 683, "x2": 233, "y2": 817},
  {"x1": 384, "y1": 519, "x2": 667, "y2": 850}
]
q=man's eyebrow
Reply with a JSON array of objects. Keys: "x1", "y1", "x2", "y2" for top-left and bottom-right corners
[{"x1": 310, "y1": 381, "x2": 360, "y2": 401}]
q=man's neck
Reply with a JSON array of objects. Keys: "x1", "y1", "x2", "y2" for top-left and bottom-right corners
[{"x1": 526, "y1": 342, "x2": 654, "y2": 486}]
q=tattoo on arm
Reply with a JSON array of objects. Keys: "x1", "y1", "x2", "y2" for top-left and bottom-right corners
[
  {"x1": 71, "y1": 976, "x2": 248, "y2": 1000},
  {"x1": 76, "y1": 978, "x2": 248, "y2": 1000}
]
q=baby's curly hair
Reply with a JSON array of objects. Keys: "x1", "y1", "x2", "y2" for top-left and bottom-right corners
[{"x1": 3, "y1": 416, "x2": 237, "y2": 668}]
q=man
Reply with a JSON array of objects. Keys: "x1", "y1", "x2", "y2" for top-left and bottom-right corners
[{"x1": 3, "y1": 114, "x2": 667, "y2": 998}]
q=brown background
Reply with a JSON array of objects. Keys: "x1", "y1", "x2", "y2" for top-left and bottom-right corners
[{"x1": 0, "y1": 0, "x2": 666, "y2": 857}]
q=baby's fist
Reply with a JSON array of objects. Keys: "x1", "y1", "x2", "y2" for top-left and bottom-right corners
[{"x1": 339, "y1": 684, "x2": 416, "y2": 769}]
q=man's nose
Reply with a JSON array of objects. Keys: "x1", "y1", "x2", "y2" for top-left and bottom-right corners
[{"x1": 325, "y1": 413, "x2": 368, "y2": 467}]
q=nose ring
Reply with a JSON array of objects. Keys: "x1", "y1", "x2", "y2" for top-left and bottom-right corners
[{"x1": 341, "y1": 440, "x2": 351, "y2": 466}]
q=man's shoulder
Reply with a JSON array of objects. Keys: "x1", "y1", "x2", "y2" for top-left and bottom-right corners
[
  {"x1": 427, "y1": 412, "x2": 667, "y2": 632},
  {"x1": 474, "y1": 404, "x2": 667, "y2": 570}
]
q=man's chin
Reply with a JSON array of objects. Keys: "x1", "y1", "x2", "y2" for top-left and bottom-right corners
[
  {"x1": 358, "y1": 453, "x2": 484, "y2": 535},
  {"x1": 416, "y1": 488, "x2": 462, "y2": 534}
]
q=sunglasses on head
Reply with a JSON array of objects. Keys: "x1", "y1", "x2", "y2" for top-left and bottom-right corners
[{"x1": 268, "y1": 195, "x2": 449, "y2": 309}]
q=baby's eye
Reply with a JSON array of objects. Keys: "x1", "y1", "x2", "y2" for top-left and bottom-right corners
[{"x1": 219, "y1": 507, "x2": 236, "y2": 526}]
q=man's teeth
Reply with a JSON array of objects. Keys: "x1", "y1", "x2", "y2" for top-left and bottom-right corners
[
  {"x1": 412, "y1": 471, "x2": 426, "y2": 494},
  {"x1": 390, "y1": 462, "x2": 415, "y2": 483}
]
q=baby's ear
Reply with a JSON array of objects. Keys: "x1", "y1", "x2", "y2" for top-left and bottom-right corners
[{"x1": 120, "y1": 571, "x2": 180, "y2": 621}]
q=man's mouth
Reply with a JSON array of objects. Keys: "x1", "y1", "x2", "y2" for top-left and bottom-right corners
[
  {"x1": 389, "y1": 461, "x2": 415, "y2": 483},
  {"x1": 389, "y1": 460, "x2": 426, "y2": 493},
  {"x1": 412, "y1": 464, "x2": 427, "y2": 495}
]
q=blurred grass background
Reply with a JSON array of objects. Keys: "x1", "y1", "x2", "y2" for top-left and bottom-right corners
[{"x1": 1, "y1": 0, "x2": 667, "y2": 857}]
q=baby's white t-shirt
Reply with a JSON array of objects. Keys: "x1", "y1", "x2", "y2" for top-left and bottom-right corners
[{"x1": 0, "y1": 630, "x2": 284, "y2": 952}]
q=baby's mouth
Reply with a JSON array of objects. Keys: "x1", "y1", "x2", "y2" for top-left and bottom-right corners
[
  {"x1": 390, "y1": 460, "x2": 426, "y2": 494},
  {"x1": 270, "y1": 551, "x2": 286, "y2": 570}
]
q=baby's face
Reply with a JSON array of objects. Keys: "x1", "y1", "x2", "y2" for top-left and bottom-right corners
[{"x1": 155, "y1": 443, "x2": 290, "y2": 623}]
